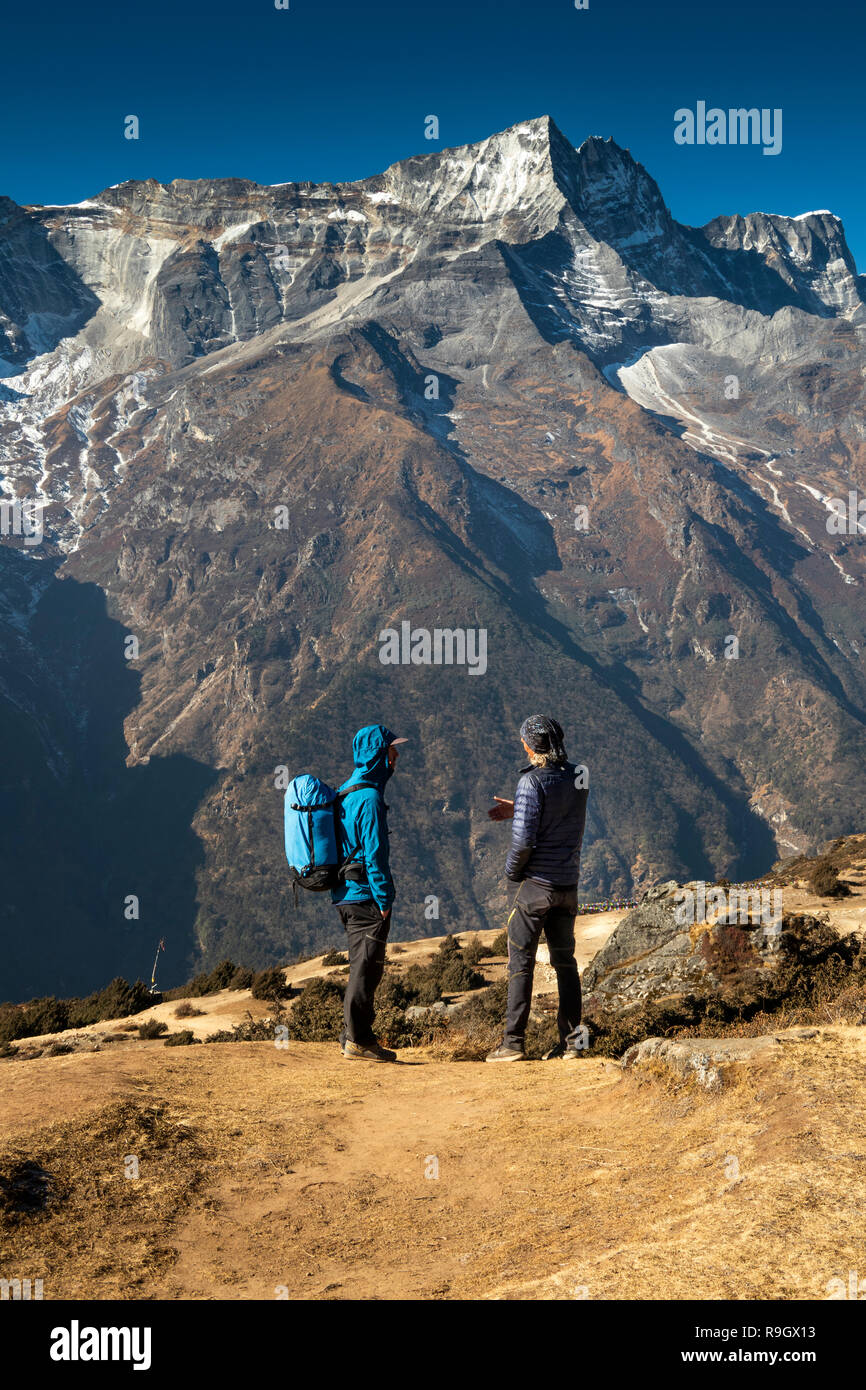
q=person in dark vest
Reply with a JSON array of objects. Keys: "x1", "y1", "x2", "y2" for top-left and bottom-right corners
[
  {"x1": 486, "y1": 716, "x2": 588, "y2": 1062},
  {"x1": 331, "y1": 724, "x2": 407, "y2": 1062}
]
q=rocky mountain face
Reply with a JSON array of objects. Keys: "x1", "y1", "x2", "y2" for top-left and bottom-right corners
[{"x1": 2, "y1": 116, "x2": 865, "y2": 999}]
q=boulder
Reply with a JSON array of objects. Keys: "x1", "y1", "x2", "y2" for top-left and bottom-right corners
[
  {"x1": 640, "y1": 879, "x2": 682, "y2": 904},
  {"x1": 405, "y1": 1001, "x2": 463, "y2": 1021},
  {"x1": 405, "y1": 1002, "x2": 446, "y2": 1020},
  {"x1": 581, "y1": 881, "x2": 847, "y2": 1019},
  {"x1": 622, "y1": 1028, "x2": 819, "y2": 1090}
]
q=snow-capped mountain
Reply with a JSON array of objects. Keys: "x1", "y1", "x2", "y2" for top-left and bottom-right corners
[{"x1": 1, "y1": 116, "x2": 864, "y2": 998}]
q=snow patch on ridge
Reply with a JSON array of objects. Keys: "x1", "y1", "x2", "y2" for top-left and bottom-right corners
[{"x1": 212, "y1": 222, "x2": 256, "y2": 250}]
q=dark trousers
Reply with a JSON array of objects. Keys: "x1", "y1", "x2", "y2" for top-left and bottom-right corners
[
  {"x1": 336, "y1": 900, "x2": 390, "y2": 1046},
  {"x1": 504, "y1": 878, "x2": 582, "y2": 1048}
]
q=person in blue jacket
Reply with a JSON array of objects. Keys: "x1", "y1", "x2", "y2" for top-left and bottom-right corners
[
  {"x1": 331, "y1": 723, "x2": 407, "y2": 1062},
  {"x1": 486, "y1": 715, "x2": 588, "y2": 1062}
]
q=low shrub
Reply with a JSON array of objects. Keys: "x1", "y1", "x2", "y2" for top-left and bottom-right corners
[
  {"x1": 206, "y1": 1013, "x2": 286, "y2": 1044},
  {"x1": 286, "y1": 977, "x2": 345, "y2": 1042},
  {"x1": 404, "y1": 935, "x2": 485, "y2": 1005},
  {"x1": 164, "y1": 960, "x2": 252, "y2": 1000},
  {"x1": 403, "y1": 967, "x2": 444, "y2": 1005},
  {"x1": 370, "y1": 970, "x2": 437, "y2": 1048},
  {"x1": 321, "y1": 949, "x2": 348, "y2": 967},
  {"x1": 426, "y1": 981, "x2": 508, "y2": 1060},
  {"x1": 809, "y1": 861, "x2": 852, "y2": 899},
  {"x1": 69, "y1": 978, "x2": 155, "y2": 1027},
  {"x1": 137, "y1": 1019, "x2": 169, "y2": 1040},
  {"x1": 18, "y1": 997, "x2": 70, "y2": 1037},
  {"x1": 438, "y1": 956, "x2": 485, "y2": 994},
  {"x1": 584, "y1": 999, "x2": 704, "y2": 1059},
  {"x1": 0, "y1": 976, "x2": 156, "y2": 1045},
  {"x1": 461, "y1": 935, "x2": 487, "y2": 966},
  {"x1": 251, "y1": 968, "x2": 292, "y2": 1001},
  {"x1": 228, "y1": 968, "x2": 255, "y2": 991},
  {"x1": 173, "y1": 1002, "x2": 204, "y2": 1019},
  {"x1": 164, "y1": 1030, "x2": 200, "y2": 1047}
]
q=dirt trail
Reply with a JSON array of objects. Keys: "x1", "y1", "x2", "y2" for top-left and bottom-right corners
[{"x1": 3, "y1": 1028, "x2": 866, "y2": 1300}]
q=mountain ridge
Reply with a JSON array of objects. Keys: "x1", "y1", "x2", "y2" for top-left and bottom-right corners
[
  {"x1": 1, "y1": 116, "x2": 865, "y2": 999},
  {"x1": 18, "y1": 115, "x2": 862, "y2": 267}
]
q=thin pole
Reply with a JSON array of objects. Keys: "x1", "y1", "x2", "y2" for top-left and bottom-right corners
[{"x1": 150, "y1": 938, "x2": 165, "y2": 993}]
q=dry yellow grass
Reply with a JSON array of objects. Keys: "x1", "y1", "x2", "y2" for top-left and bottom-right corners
[{"x1": 2, "y1": 1025, "x2": 866, "y2": 1300}]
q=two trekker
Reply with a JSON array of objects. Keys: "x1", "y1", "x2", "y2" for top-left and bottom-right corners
[{"x1": 307, "y1": 714, "x2": 586, "y2": 1063}]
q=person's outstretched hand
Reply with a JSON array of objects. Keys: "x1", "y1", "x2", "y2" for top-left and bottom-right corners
[{"x1": 488, "y1": 796, "x2": 514, "y2": 821}]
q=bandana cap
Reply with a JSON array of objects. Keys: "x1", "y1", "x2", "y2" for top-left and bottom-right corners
[{"x1": 520, "y1": 715, "x2": 567, "y2": 762}]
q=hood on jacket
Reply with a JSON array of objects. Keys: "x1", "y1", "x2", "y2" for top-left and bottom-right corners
[{"x1": 341, "y1": 724, "x2": 398, "y2": 790}]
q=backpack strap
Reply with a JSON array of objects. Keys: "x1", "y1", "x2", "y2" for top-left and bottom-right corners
[
  {"x1": 336, "y1": 781, "x2": 379, "y2": 800},
  {"x1": 334, "y1": 782, "x2": 381, "y2": 879},
  {"x1": 338, "y1": 783, "x2": 389, "y2": 810}
]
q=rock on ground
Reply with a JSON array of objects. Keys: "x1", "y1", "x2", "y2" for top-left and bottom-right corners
[
  {"x1": 622, "y1": 1028, "x2": 819, "y2": 1090},
  {"x1": 582, "y1": 880, "x2": 814, "y2": 1017}
]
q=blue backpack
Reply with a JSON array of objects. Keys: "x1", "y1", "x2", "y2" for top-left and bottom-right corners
[{"x1": 284, "y1": 775, "x2": 375, "y2": 892}]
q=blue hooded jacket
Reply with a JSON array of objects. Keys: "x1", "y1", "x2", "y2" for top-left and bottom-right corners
[{"x1": 330, "y1": 724, "x2": 397, "y2": 911}]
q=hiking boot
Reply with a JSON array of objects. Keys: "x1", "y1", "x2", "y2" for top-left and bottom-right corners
[
  {"x1": 485, "y1": 1042, "x2": 527, "y2": 1063},
  {"x1": 543, "y1": 1041, "x2": 583, "y2": 1061},
  {"x1": 342, "y1": 1039, "x2": 397, "y2": 1063}
]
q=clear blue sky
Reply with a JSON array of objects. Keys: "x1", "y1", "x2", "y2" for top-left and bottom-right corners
[{"x1": 6, "y1": 0, "x2": 865, "y2": 267}]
